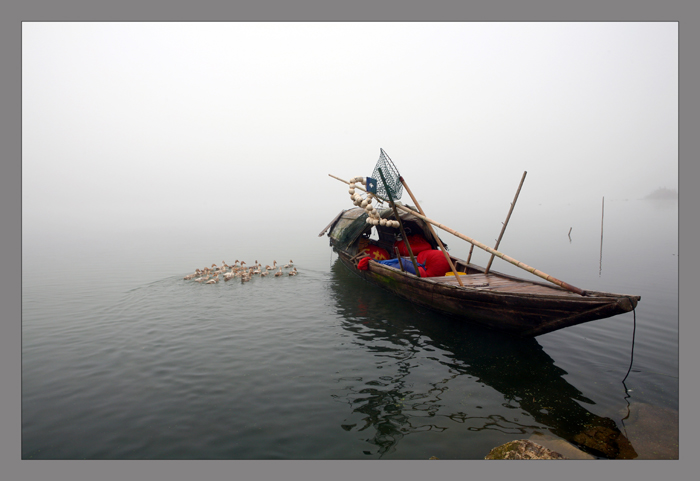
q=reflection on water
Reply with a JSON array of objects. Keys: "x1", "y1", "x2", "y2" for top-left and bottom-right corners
[{"x1": 328, "y1": 259, "x2": 637, "y2": 459}]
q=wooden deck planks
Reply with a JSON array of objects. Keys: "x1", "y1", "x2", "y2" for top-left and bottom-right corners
[
  {"x1": 429, "y1": 273, "x2": 578, "y2": 297},
  {"x1": 429, "y1": 273, "x2": 493, "y2": 285}
]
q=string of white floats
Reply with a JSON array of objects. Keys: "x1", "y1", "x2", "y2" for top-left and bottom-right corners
[{"x1": 348, "y1": 176, "x2": 401, "y2": 228}]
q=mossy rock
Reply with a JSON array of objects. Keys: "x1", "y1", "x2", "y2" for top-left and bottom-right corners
[
  {"x1": 573, "y1": 424, "x2": 637, "y2": 459},
  {"x1": 485, "y1": 440, "x2": 566, "y2": 459}
]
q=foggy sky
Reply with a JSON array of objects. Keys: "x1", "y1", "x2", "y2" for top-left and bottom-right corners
[{"x1": 22, "y1": 22, "x2": 677, "y2": 240}]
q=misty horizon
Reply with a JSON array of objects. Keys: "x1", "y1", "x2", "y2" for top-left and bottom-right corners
[{"x1": 23, "y1": 22, "x2": 678, "y2": 247}]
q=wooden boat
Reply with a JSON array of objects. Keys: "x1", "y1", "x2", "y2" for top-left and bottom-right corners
[{"x1": 320, "y1": 205, "x2": 640, "y2": 337}]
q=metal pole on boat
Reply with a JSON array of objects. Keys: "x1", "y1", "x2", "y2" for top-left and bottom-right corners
[
  {"x1": 399, "y1": 176, "x2": 464, "y2": 286},
  {"x1": 377, "y1": 168, "x2": 422, "y2": 278},
  {"x1": 329, "y1": 173, "x2": 587, "y2": 295},
  {"x1": 485, "y1": 171, "x2": 527, "y2": 274}
]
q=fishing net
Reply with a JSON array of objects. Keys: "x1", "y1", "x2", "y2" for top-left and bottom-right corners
[{"x1": 371, "y1": 148, "x2": 403, "y2": 201}]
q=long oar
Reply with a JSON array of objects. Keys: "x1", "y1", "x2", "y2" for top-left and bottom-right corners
[
  {"x1": 392, "y1": 203, "x2": 587, "y2": 296},
  {"x1": 329, "y1": 174, "x2": 587, "y2": 296},
  {"x1": 399, "y1": 176, "x2": 464, "y2": 286}
]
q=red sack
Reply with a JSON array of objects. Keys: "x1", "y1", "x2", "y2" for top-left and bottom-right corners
[
  {"x1": 361, "y1": 244, "x2": 390, "y2": 260},
  {"x1": 417, "y1": 249, "x2": 451, "y2": 277},
  {"x1": 394, "y1": 234, "x2": 432, "y2": 257}
]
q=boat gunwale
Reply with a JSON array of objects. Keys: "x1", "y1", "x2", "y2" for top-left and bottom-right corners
[
  {"x1": 332, "y1": 241, "x2": 638, "y2": 337},
  {"x1": 352, "y1": 253, "x2": 639, "y2": 305}
]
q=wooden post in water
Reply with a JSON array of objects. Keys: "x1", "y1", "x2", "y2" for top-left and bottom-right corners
[
  {"x1": 485, "y1": 171, "x2": 527, "y2": 274},
  {"x1": 599, "y1": 196, "x2": 604, "y2": 275}
]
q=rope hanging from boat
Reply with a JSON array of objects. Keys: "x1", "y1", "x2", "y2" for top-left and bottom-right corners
[
  {"x1": 622, "y1": 306, "x2": 637, "y2": 384},
  {"x1": 347, "y1": 176, "x2": 400, "y2": 228}
]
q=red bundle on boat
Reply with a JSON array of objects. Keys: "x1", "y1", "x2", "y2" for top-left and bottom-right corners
[
  {"x1": 357, "y1": 256, "x2": 372, "y2": 270},
  {"x1": 362, "y1": 244, "x2": 390, "y2": 260},
  {"x1": 394, "y1": 234, "x2": 432, "y2": 257},
  {"x1": 417, "y1": 249, "x2": 451, "y2": 277}
]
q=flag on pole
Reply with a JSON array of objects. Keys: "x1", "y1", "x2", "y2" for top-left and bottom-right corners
[{"x1": 366, "y1": 177, "x2": 377, "y2": 195}]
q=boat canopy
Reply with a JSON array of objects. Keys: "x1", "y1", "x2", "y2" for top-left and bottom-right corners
[{"x1": 328, "y1": 206, "x2": 445, "y2": 253}]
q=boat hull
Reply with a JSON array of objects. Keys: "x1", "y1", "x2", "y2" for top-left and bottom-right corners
[{"x1": 335, "y1": 251, "x2": 638, "y2": 337}]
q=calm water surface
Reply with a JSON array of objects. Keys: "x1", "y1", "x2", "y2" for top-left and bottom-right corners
[{"x1": 22, "y1": 198, "x2": 678, "y2": 459}]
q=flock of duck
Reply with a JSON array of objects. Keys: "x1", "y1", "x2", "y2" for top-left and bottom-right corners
[{"x1": 183, "y1": 260, "x2": 297, "y2": 284}]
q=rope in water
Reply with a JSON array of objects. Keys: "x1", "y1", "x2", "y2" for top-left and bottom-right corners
[{"x1": 620, "y1": 307, "x2": 638, "y2": 436}]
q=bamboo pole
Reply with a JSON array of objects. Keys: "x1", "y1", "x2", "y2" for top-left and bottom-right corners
[
  {"x1": 399, "y1": 176, "x2": 464, "y2": 286},
  {"x1": 485, "y1": 171, "x2": 527, "y2": 274},
  {"x1": 329, "y1": 173, "x2": 587, "y2": 296},
  {"x1": 392, "y1": 204, "x2": 587, "y2": 295},
  {"x1": 377, "y1": 168, "x2": 422, "y2": 277},
  {"x1": 394, "y1": 247, "x2": 405, "y2": 272},
  {"x1": 466, "y1": 244, "x2": 475, "y2": 264}
]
